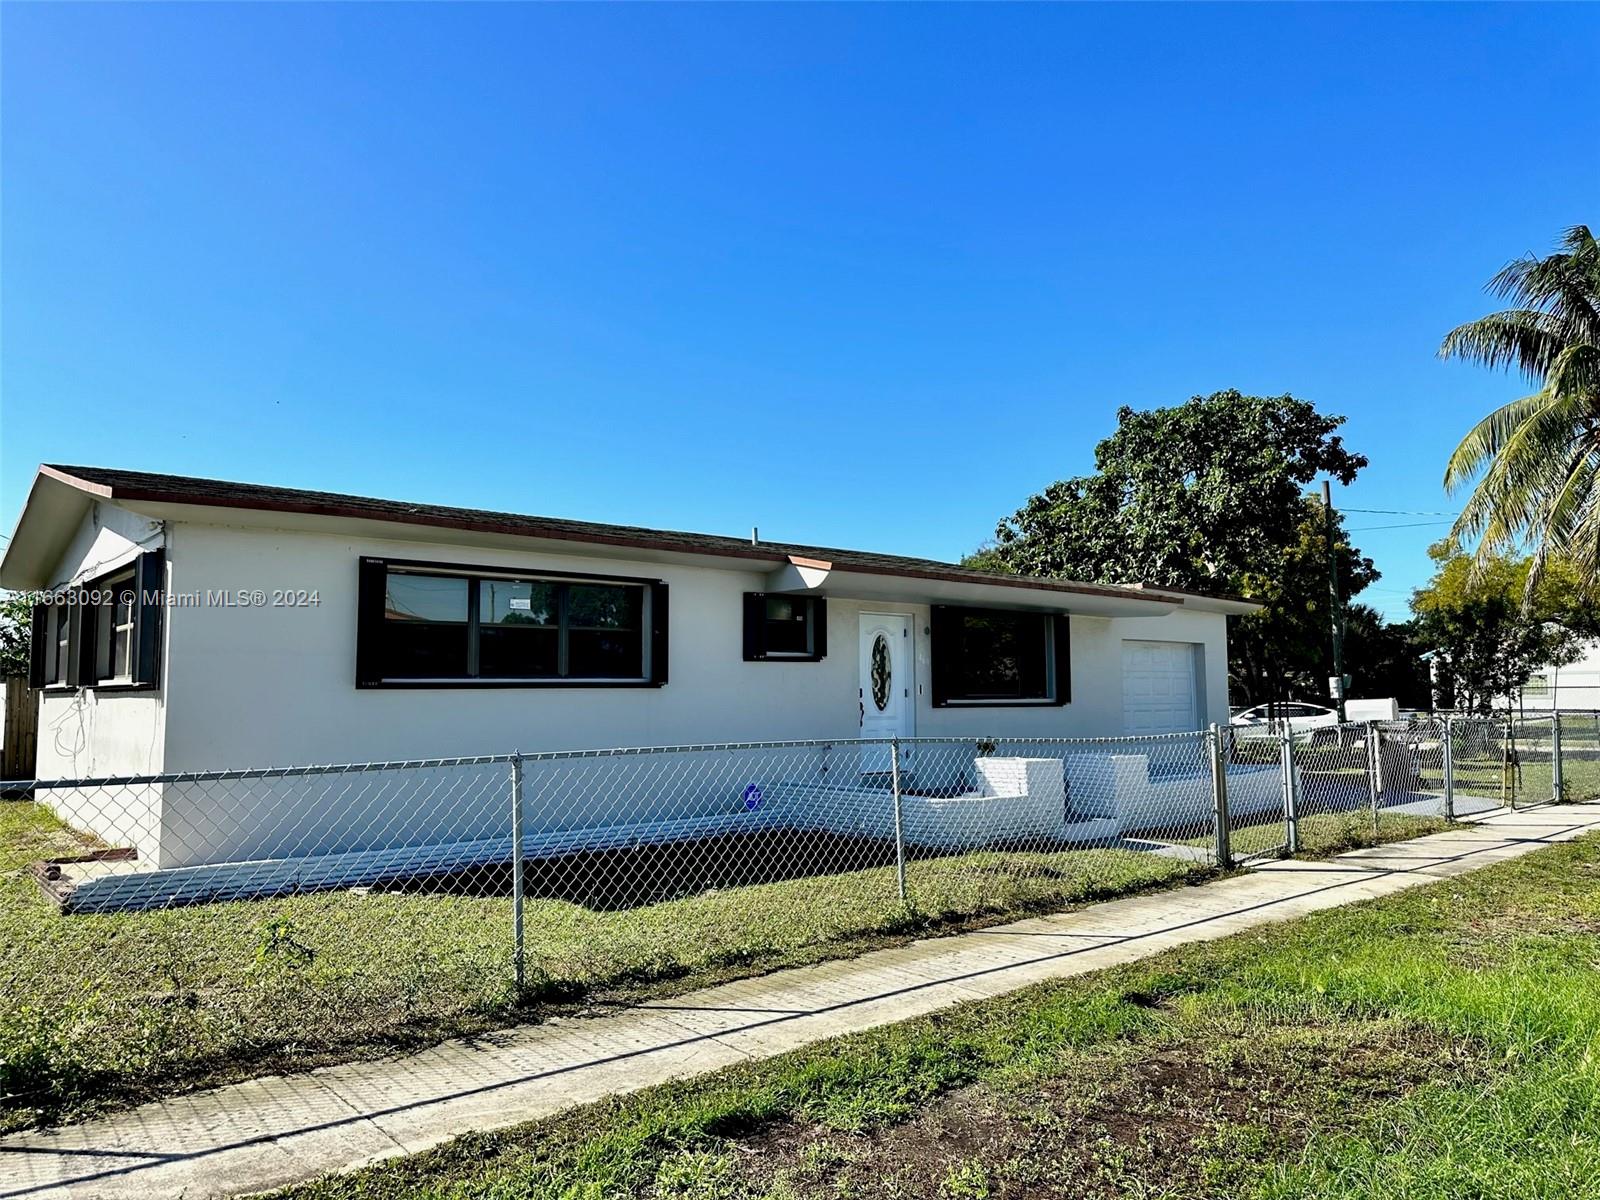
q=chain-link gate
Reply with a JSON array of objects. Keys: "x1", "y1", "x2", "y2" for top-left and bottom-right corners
[
  {"x1": 1292, "y1": 721, "x2": 1381, "y2": 837},
  {"x1": 1217, "y1": 724, "x2": 1292, "y2": 863},
  {"x1": 1557, "y1": 711, "x2": 1600, "y2": 802}
]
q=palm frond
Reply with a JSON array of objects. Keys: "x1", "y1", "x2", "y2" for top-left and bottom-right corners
[
  {"x1": 1443, "y1": 389, "x2": 1569, "y2": 491},
  {"x1": 1485, "y1": 225, "x2": 1600, "y2": 344},
  {"x1": 1567, "y1": 480, "x2": 1600, "y2": 584},
  {"x1": 1524, "y1": 449, "x2": 1599, "y2": 598},
  {"x1": 1444, "y1": 224, "x2": 1600, "y2": 591},
  {"x1": 1448, "y1": 388, "x2": 1592, "y2": 548},
  {"x1": 1545, "y1": 342, "x2": 1600, "y2": 400},
  {"x1": 1438, "y1": 310, "x2": 1569, "y2": 381}
]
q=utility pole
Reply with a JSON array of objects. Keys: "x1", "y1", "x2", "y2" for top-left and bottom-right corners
[{"x1": 1323, "y1": 480, "x2": 1348, "y2": 722}]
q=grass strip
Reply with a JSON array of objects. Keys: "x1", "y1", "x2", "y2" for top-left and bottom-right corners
[{"x1": 271, "y1": 833, "x2": 1600, "y2": 1200}]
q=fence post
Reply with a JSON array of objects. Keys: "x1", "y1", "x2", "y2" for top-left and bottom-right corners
[
  {"x1": 1281, "y1": 725, "x2": 1299, "y2": 856},
  {"x1": 1441, "y1": 716, "x2": 1455, "y2": 821},
  {"x1": 1504, "y1": 717, "x2": 1516, "y2": 810},
  {"x1": 890, "y1": 738, "x2": 907, "y2": 903},
  {"x1": 1552, "y1": 713, "x2": 1564, "y2": 804},
  {"x1": 510, "y1": 754, "x2": 525, "y2": 994},
  {"x1": 1366, "y1": 722, "x2": 1380, "y2": 837},
  {"x1": 1209, "y1": 723, "x2": 1232, "y2": 869}
]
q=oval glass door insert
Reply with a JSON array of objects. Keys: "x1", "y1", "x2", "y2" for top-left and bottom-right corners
[{"x1": 870, "y1": 633, "x2": 892, "y2": 711}]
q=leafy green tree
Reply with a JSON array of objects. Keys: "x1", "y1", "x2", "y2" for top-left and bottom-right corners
[
  {"x1": 1410, "y1": 542, "x2": 1598, "y2": 713},
  {"x1": 973, "y1": 391, "x2": 1375, "y2": 705},
  {"x1": 1442, "y1": 225, "x2": 1600, "y2": 589},
  {"x1": 986, "y1": 391, "x2": 1366, "y2": 588},
  {"x1": 1343, "y1": 605, "x2": 1430, "y2": 710},
  {"x1": 0, "y1": 593, "x2": 32, "y2": 679},
  {"x1": 1227, "y1": 497, "x2": 1380, "y2": 706}
]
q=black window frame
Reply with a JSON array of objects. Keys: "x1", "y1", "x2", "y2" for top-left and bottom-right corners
[
  {"x1": 29, "y1": 549, "x2": 166, "y2": 693},
  {"x1": 742, "y1": 593, "x2": 827, "y2": 663},
  {"x1": 930, "y1": 606, "x2": 1070, "y2": 707},
  {"x1": 93, "y1": 566, "x2": 138, "y2": 683},
  {"x1": 357, "y1": 556, "x2": 669, "y2": 689},
  {"x1": 31, "y1": 601, "x2": 73, "y2": 689}
]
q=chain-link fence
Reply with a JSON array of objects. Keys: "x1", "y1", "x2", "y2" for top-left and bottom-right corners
[
  {"x1": 2, "y1": 717, "x2": 1595, "y2": 1124},
  {"x1": 1231, "y1": 712, "x2": 1600, "y2": 852}
]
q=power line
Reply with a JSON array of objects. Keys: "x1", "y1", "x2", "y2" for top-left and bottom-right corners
[
  {"x1": 1346, "y1": 520, "x2": 1455, "y2": 532},
  {"x1": 1341, "y1": 507, "x2": 1459, "y2": 517}
]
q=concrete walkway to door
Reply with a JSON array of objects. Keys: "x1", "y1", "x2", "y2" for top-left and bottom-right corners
[{"x1": 5, "y1": 804, "x2": 1599, "y2": 1200}]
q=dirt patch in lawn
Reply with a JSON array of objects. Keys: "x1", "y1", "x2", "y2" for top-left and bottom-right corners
[{"x1": 729, "y1": 1021, "x2": 1479, "y2": 1198}]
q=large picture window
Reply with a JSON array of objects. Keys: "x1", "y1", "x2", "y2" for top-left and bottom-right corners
[
  {"x1": 358, "y1": 558, "x2": 667, "y2": 688},
  {"x1": 930, "y1": 606, "x2": 1070, "y2": 707}
]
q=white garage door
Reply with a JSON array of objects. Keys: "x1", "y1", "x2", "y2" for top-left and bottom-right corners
[{"x1": 1122, "y1": 641, "x2": 1199, "y2": 735}]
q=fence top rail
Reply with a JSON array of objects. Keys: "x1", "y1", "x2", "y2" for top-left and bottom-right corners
[
  {"x1": 977, "y1": 729, "x2": 1207, "y2": 746},
  {"x1": 0, "y1": 729, "x2": 1228, "y2": 791},
  {"x1": 0, "y1": 753, "x2": 522, "y2": 791},
  {"x1": 1401, "y1": 709, "x2": 1600, "y2": 718}
]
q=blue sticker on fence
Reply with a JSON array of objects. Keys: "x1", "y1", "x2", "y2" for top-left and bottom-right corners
[{"x1": 742, "y1": 784, "x2": 763, "y2": 811}]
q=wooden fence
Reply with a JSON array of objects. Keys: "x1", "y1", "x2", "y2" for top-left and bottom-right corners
[{"x1": 3, "y1": 675, "x2": 38, "y2": 780}]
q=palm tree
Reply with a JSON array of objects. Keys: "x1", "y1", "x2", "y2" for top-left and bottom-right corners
[{"x1": 1442, "y1": 224, "x2": 1600, "y2": 589}]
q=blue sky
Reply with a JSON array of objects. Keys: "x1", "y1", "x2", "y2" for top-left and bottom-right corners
[{"x1": 3, "y1": 4, "x2": 1597, "y2": 620}]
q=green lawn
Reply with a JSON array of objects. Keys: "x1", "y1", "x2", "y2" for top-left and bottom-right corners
[
  {"x1": 273, "y1": 834, "x2": 1600, "y2": 1200},
  {"x1": 1210, "y1": 809, "x2": 1451, "y2": 860},
  {"x1": 0, "y1": 801, "x2": 1200, "y2": 1131},
  {"x1": 1436, "y1": 750, "x2": 1600, "y2": 806}
]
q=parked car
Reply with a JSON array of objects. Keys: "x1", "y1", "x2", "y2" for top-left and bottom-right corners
[{"x1": 1230, "y1": 701, "x2": 1339, "y2": 742}]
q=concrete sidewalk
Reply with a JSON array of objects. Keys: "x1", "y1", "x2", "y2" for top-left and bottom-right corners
[{"x1": 5, "y1": 805, "x2": 1598, "y2": 1200}]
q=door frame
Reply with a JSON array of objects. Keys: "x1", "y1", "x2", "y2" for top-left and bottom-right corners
[{"x1": 858, "y1": 610, "x2": 917, "y2": 740}]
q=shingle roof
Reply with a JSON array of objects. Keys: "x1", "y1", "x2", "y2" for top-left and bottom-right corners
[{"x1": 35, "y1": 464, "x2": 1217, "y2": 607}]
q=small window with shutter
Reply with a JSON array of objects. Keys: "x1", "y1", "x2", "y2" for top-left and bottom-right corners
[
  {"x1": 742, "y1": 594, "x2": 827, "y2": 662},
  {"x1": 28, "y1": 603, "x2": 73, "y2": 688},
  {"x1": 28, "y1": 549, "x2": 165, "y2": 691},
  {"x1": 94, "y1": 569, "x2": 137, "y2": 682}
]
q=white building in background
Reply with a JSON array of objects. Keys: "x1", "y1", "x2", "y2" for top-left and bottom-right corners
[{"x1": 1515, "y1": 641, "x2": 1600, "y2": 713}]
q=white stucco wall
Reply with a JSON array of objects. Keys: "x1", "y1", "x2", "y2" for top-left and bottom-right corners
[
  {"x1": 32, "y1": 504, "x2": 169, "y2": 861},
  {"x1": 31, "y1": 506, "x2": 1236, "y2": 867},
  {"x1": 155, "y1": 519, "x2": 1234, "y2": 770}
]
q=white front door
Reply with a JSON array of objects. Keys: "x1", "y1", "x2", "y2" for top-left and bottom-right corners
[
  {"x1": 1122, "y1": 640, "x2": 1201, "y2": 735},
  {"x1": 860, "y1": 613, "x2": 915, "y2": 769}
]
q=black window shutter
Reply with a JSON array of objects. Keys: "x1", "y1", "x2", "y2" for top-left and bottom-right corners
[
  {"x1": 650, "y1": 581, "x2": 669, "y2": 685},
  {"x1": 132, "y1": 549, "x2": 166, "y2": 687},
  {"x1": 67, "y1": 591, "x2": 95, "y2": 688},
  {"x1": 28, "y1": 603, "x2": 48, "y2": 689},
  {"x1": 80, "y1": 597, "x2": 100, "y2": 685},
  {"x1": 355, "y1": 558, "x2": 388, "y2": 687},
  {"x1": 742, "y1": 593, "x2": 766, "y2": 661},
  {"x1": 811, "y1": 597, "x2": 827, "y2": 661},
  {"x1": 929, "y1": 606, "x2": 954, "y2": 707},
  {"x1": 1052, "y1": 613, "x2": 1072, "y2": 705}
]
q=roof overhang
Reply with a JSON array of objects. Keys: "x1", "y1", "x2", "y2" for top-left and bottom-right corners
[
  {"x1": 2, "y1": 465, "x2": 1248, "y2": 618},
  {"x1": 762, "y1": 557, "x2": 1182, "y2": 617},
  {"x1": 0, "y1": 470, "x2": 101, "y2": 589},
  {"x1": 1124, "y1": 584, "x2": 1264, "y2": 616}
]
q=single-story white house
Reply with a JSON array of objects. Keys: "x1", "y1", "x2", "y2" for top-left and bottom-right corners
[{"x1": 2, "y1": 465, "x2": 1261, "y2": 881}]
